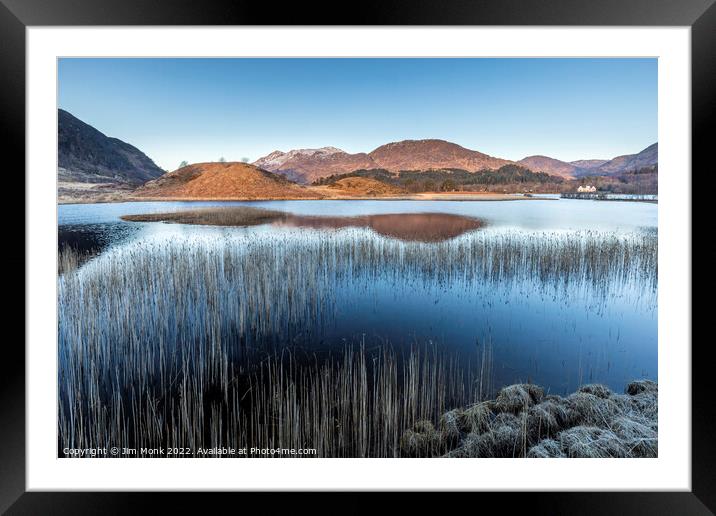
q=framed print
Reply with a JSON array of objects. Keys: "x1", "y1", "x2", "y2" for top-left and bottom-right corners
[{"x1": 3, "y1": 0, "x2": 714, "y2": 512}]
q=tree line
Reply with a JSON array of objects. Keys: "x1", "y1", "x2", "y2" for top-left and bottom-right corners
[{"x1": 313, "y1": 165, "x2": 563, "y2": 192}]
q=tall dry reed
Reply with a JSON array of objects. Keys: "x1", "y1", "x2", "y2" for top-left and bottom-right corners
[{"x1": 58, "y1": 229, "x2": 656, "y2": 457}]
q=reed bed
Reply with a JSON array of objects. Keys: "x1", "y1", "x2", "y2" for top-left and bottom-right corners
[
  {"x1": 243, "y1": 344, "x2": 484, "y2": 457},
  {"x1": 58, "y1": 228, "x2": 657, "y2": 457},
  {"x1": 58, "y1": 244, "x2": 96, "y2": 275},
  {"x1": 58, "y1": 343, "x2": 487, "y2": 457}
]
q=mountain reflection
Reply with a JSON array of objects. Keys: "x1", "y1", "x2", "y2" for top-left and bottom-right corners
[{"x1": 274, "y1": 212, "x2": 485, "y2": 242}]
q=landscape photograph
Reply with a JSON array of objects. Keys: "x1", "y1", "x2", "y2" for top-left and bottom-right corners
[{"x1": 58, "y1": 58, "x2": 658, "y2": 459}]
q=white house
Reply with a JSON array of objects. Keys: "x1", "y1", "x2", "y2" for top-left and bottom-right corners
[{"x1": 577, "y1": 185, "x2": 597, "y2": 193}]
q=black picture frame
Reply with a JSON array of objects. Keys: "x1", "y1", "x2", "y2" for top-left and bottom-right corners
[{"x1": 3, "y1": 0, "x2": 713, "y2": 513}]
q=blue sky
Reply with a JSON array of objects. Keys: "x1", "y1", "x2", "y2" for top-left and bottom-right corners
[{"x1": 58, "y1": 58, "x2": 657, "y2": 171}]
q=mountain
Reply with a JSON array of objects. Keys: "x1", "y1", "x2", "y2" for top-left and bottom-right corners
[
  {"x1": 519, "y1": 143, "x2": 657, "y2": 179},
  {"x1": 253, "y1": 139, "x2": 511, "y2": 183},
  {"x1": 516, "y1": 155, "x2": 577, "y2": 179},
  {"x1": 254, "y1": 147, "x2": 343, "y2": 170},
  {"x1": 570, "y1": 159, "x2": 608, "y2": 169},
  {"x1": 590, "y1": 143, "x2": 658, "y2": 175},
  {"x1": 368, "y1": 139, "x2": 510, "y2": 172},
  {"x1": 58, "y1": 109, "x2": 164, "y2": 185},
  {"x1": 253, "y1": 147, "x2": 376, "y2": 184},
  {"x1": 134, "y1": 162, "x2": 320, "y2": 200}
]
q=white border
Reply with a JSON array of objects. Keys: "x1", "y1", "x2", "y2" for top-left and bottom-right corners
[{"x1": 27, "y1": 27, "x2": 691, "y2": 491}]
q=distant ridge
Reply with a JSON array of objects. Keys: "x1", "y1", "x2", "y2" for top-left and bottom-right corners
[
  {"x1": 254, "y1": 139, "x2": 657, "y2": 183},
  {"x1": 570, "y1": 159, "x2": 608, "y2": 169},
  {"x1": 516, "y1": 144, "x2": 657, "y2": 179},
  {"x1": 588, "y1": 143, "x2": 658, "y2": 175},
  {"x1": 254, "y1": 139, "x2": 510, "y2": 183},
  {"x1": 516, "y1": 155, "x2": 577, "y2": 179}
]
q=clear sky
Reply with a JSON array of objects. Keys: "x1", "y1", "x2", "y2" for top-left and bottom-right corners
[{"x1": 58, "y1": 58, "x2": 657, "y2": 171}]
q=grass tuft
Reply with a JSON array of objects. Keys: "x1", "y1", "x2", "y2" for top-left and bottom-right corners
[{"x1": 439, "y1": 380, "x2": 657, "y2": 458}]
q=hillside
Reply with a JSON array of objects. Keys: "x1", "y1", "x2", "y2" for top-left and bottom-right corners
[
  {"x1": 570, "y1": 159, "x2": 608, "y2": 169},
  {"x1": 590, "y1": 143, "x2": 658, "y2": 175},
  {"x1": 520, "y1": 144, "x2": 657, "y2": 179},
  {"x1": 314, "y1": 165, "x2": 563, "y2": 193},
  {"x1": 253, "y1": 139, "x2": 658, "y2": 187},
  {"x1": 368, "y1": 139, "x2": 510, "y2": 172},
  {"x1": 134, "y1": 162, "x2": 321, "y2": 200},
  {"x1": 516, "y1": 156, "x2": 576, "y2": 179},
  {"x1": 254, "y1": 147, "x2": 344, "y2": 170},
  {"x1": 253, "y1": 147, "x2": 376, "y2": 183},
  {"x1": 253, "y1": 139, "x2": 511, "y2": 183},
  {"x1": 321, "y1": 177, "x2": 405, "y2": 197},
  {"x1": 58, "y1": 109, "x2": 164, "y2": 185}
]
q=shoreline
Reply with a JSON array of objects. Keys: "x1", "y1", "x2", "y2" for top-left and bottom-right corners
[{"x1": 58, "y1": 192, "x2": 557, "y2": 205}]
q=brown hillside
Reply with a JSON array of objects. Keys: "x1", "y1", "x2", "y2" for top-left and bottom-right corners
[
  {"x1": 368, "y1": 139, "x2": 510, "y2": 172},
  {"x1": 252, "y1": 147, "x2": 377, "y2": 184},
  {"x1": 327, "y1": 177, "x2": 404, "y2": 197},
  {"x1": 516, "y1": 155, "x2": 576, "y2": 179},
  {"x1": 135, "y1": 162, "x2": 320, "y2": 200},
  {"x1": 277, "y1": 152, "x2": 376, "y2": 183}
]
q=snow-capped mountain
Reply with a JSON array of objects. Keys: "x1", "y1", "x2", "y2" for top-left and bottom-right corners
[
  {"x1": 253, "y1": 147, "x2": 375, "y2": 183},
  {"x1": 254, "y1": 147, "x2": 344, "y2": 170}
]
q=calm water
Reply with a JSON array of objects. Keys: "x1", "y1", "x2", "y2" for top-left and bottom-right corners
[{"x1": 59, "y1": 198, "x2": 657, "y2": 395}]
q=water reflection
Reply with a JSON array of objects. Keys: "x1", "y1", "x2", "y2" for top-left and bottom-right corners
[
  {"x1": 274, "y1": 212, "x2": 485, "y2": 242},
  {"x1": 58, "y1": 222, "x2": 139, "y2": 253}
]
